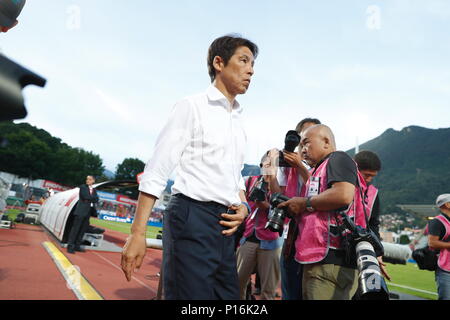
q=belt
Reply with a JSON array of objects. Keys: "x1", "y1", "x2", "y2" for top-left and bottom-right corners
[{"x1": 172, "y1": 193, "x2": 229, "y2": 211}]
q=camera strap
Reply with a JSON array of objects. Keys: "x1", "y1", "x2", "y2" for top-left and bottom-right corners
[
  {"x1": 336, "y1": 179, "x2": 370, "y2": 230},
  {"x1": 244, "y1": 176, "x2": 254, "y2": 199},
  {"x1": 356, "y1": 177, "x2": 370, "y2": 229},
  {"x1": 333, "y1": 177, "x2": 370, "y2": 237}
]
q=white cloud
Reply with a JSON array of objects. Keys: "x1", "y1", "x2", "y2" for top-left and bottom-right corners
[
  {"x1": 94, "y1": 88, "x2": 134, "y2": 123},
  {"x1": 329, "y1": 64, "x2": 386, "y2": 82}
]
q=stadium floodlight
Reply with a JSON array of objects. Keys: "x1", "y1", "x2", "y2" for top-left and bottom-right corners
[{"x1": 0, "y1": 54, "x2": 46, "y2": 121}]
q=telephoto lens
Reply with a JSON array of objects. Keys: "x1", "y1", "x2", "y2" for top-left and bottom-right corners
[
  {"x1": 265, "y1": 207, "x2": 286, "y2": 233},
  {"x1": 265, "y1": 193, "x2": 291, "y2": 234},
  {"x1": 355, "y1": 241, "x2": 389, "y2": 300}
]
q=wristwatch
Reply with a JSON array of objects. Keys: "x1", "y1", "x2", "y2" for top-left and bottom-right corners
[
  {"x1": 306, "y1": 197, "x2": 315, "y2": 212},
  {"x1": 241, "y1": 202, "x2": 252, "y2": 216}
]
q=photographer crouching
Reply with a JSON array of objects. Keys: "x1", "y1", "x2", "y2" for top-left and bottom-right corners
[{"x1": 275, "y1": 124, "x2": 385, "y2": 300}]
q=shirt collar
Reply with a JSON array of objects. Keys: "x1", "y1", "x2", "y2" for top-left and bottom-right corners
[
  {"x1": 312, "y1": 152, "x2": 334, "y2": 173},
  {"x1": 206, "y1": 85, "x2": 242, "y2": 113}
]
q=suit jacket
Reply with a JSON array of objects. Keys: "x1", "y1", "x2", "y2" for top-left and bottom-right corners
[{"x1": 74, "y1": 184, "x2": 99, "y2": 217}]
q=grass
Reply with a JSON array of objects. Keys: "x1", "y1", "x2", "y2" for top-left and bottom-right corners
[
  {"x1": 385, "y1": 262, "x2": 438, "y2": 300},
  {"x1": 89, "y1": 217, "x2": 162, "y2": 239},
  {"x1": 2, "y1": 209, "x2": 23, "y2": 224}
]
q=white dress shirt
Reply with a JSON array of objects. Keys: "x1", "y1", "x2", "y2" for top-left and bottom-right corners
[{"x1": 139, "y1": 85, "x2": 247, "y2": 207}]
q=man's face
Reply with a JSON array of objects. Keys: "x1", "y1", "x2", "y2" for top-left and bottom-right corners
[
  {"x1": 360, "y1": 169, "x2": 378, "y2": 184},
  {"x1": 300, "y1": 130, "x2": 327, "y2": 167},
  {"x1": 297, "y1": 122, "x2": 317, "y2": 157},
  {"x1": 86, "y1": 176, "x2": 95, "y2": 186},
  {"x1": 216, "y1": 46, "x2": 255, "y2": 96}
]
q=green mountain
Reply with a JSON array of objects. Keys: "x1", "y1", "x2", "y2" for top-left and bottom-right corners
[{"x1": 347, "y1": 125, "x2": 450, "y2": 214}]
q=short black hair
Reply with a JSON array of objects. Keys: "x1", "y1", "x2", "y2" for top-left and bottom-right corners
[
  {"x1": 295, "y1": 118, "x2": 321, "y2": 133},
  {"x1": 354, "y1": 150, "x2": 382, "y2": 171},
  {"x1": 207, "y1": 34, "x2": 259, "y2": 82}
]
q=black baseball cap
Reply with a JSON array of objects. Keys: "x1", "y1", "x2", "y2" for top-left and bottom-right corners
[{"x1": 0, "y1": 0, "x2": 26, "y2": 28}]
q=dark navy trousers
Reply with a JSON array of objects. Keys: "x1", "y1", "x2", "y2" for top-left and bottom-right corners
[
  {"x1": 280, "y1": 253, "x2": 303, "y2": 300},
  {"x1": 162, "y1": 193, "x2": 239, "y2": 300}
]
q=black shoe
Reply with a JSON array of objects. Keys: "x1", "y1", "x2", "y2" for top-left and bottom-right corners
[
  {"x1": 74, "y1": 246, "x2": 85, "y2": 252},
  {"x1": 67, "y1": 246, "x2": 76, "y2": 254}
]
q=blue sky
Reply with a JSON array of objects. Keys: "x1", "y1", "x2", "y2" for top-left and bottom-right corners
[{"x1": 2, "y1": 0, "x2": 449, "y2": 171}]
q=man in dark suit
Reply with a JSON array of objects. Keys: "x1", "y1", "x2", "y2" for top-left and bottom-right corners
[{"x1": 67, "y1": 175, "x2": 99, "y2": 254}]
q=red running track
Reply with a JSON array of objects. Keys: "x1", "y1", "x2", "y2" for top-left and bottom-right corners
[
  {"x1": 0, "y1": 222, "x2": 277, "y2": 300},
  {"x1": 0, "y1": 224, "x2": 162, "y2": 300},
  {"x1": 0, "y1": 224, "x2": 77, "y2": 300}
]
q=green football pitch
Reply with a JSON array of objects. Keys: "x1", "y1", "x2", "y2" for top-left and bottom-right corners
[
  {"x1": 89, "y1": 217, "x2": 162, "y2": 239},
  {"x1": 385, "y1": 262, "x2": 438, "y2": 300}
]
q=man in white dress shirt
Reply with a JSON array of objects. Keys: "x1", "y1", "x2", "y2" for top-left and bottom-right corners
[{"x1": 121, "y1": 34, "x2": 258, "y2": 300}]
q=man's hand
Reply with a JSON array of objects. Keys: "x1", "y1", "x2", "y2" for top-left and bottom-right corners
[
  {"x1": 121, "y1": 233, "x2": 147, "y2": 282},
  {"x1": 220, "y1": 204, "x2": 248, "y2": 236},
  {"x1": 377, "y1": 256, "x2": 391, "y2": 281},
  {"x1": 283, "y1": 151, "x2": 303, "y2": 169},
  {"x1": 255, "y1": 200, "x2": 270, "y2": 211},
  {"x1": 277, "y1": 197, "x2": 307, "y2": 217}
]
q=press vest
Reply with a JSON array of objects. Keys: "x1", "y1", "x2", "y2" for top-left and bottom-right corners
[
  {"x1": 435, "y1": 215, "x2": 450, "y2": 272},
  {"x1": 285, "y1": 167, "x2": 300, "y2": 198},
  {"x1": 283, "y1": 166, "x2": 305, "y2": 240},
  {"x1": 243, "y1": 176, "x2": 280, "y2": 241},
  {"x1": 366, "y1": 184, "x2": 378, "y2": 221},
  {"x1": 294, "y1": 156, "x2": 368, "y2": 264}
]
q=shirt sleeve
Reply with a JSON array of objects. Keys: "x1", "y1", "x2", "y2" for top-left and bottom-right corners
[
  {"x1": 277, "y1": 167, "x2": 288, "y2": 187},
  {"x1": 326, "y1": 152, "x2": 358, "y2": 188},
  {"x1": 138, "y1": 99, "x2": 195, "y2": 198},
  {"x1": 428, "y1": 219, "x2": 446, "y2": 239},
  {"x1": 239, "y1": 173, "x2": 246, "y2": 191}
]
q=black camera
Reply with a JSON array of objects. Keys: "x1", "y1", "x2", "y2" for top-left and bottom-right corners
[
  {"x1": 264, "y1": 193, "x2": 291, "y2": 235},
  {"x1": 248, "y1": 176, "x2": 268, "y2": 202},
  {"x1": 0, "y1": 54, "x2": 46, "y2": 121},
  {"x1": 339, "y1": 211, "x2": 389, "y2": 300},
  {"x1": 278, "y1": 130, "x2": 301, "y2": 167}
]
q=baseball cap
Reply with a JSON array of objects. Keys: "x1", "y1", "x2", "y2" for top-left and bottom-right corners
[
  {"x1": 436, "y1": 194, "x2": 450, "y2": 208},
  {"x1": 0, "y1": 0, "x2": 26, "y2": 28}
]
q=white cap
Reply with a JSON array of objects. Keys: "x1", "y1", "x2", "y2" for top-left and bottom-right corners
[{"x1": 436, "y1": 194, "x2": 450, "y2": 208}]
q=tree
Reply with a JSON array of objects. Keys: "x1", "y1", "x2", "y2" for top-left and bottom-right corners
[
  {"x1": 0, "y1": 130, "x2": 52, "y2": 180},
  {"x1": 50, "y1": 147, "x2": 104, "y2": 186},
  {"x1": 115, "y1": 158, "x2": 145, "y2": 180},
  {"x1": 0, "y1": 121, "x2": 105, "y2": 186},
  {"x1": 399, "y1": 234, "x2": 411, "y2": 245}
]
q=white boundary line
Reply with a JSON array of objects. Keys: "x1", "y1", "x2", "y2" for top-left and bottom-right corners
[{"x1": 387, "y1": 282, "x2": 438, "y2": 296}]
